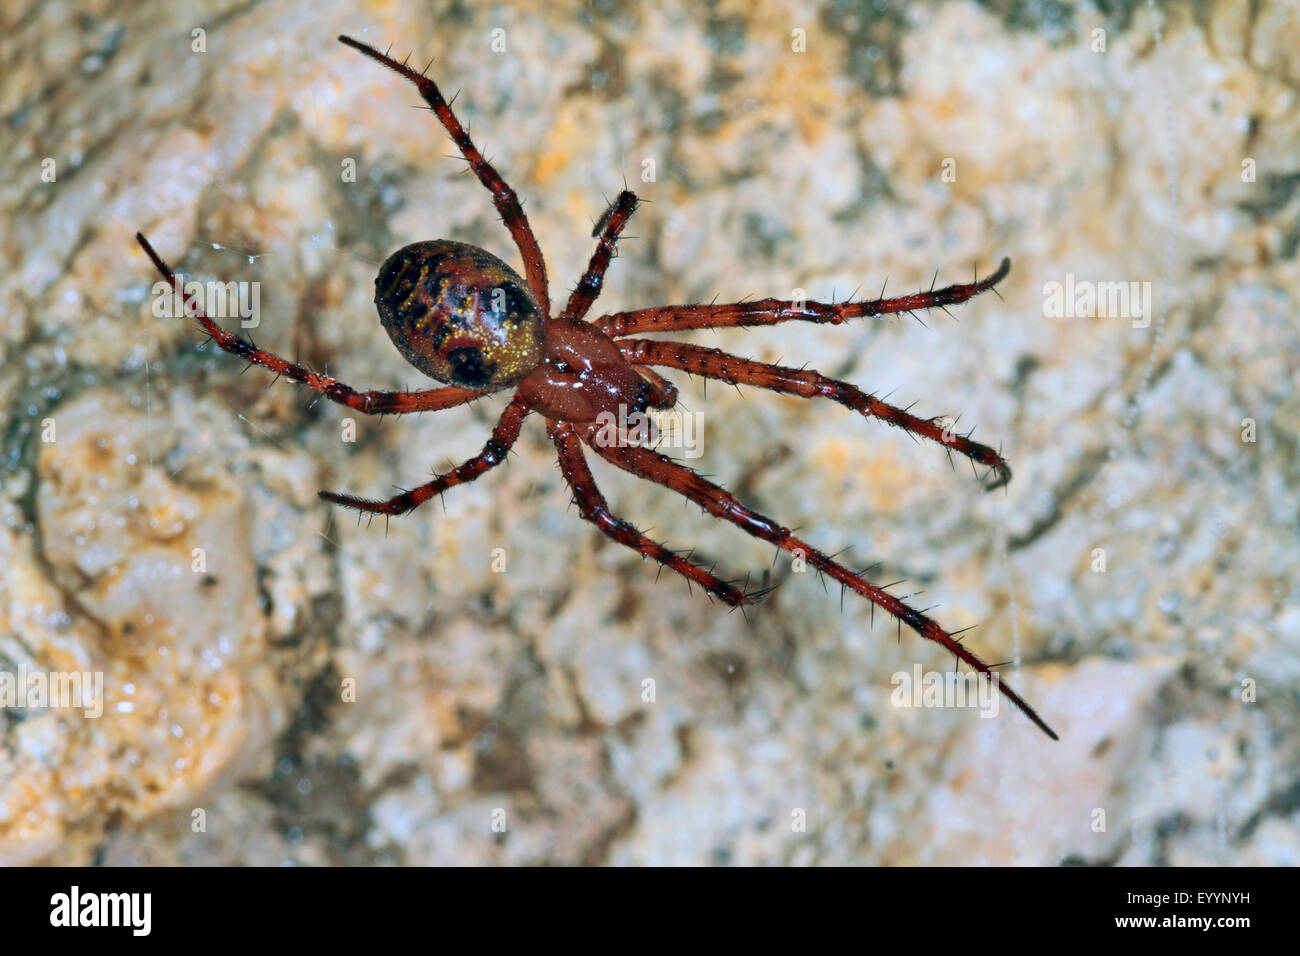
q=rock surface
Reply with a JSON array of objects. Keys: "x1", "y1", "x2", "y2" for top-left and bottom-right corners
[{"x1": 0, "y1": 0, "x2": 1297, "y2": 865}]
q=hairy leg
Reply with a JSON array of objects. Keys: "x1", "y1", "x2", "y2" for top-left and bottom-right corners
[
  {"x1": 559, "y1": 190, "x2": 639, "y2": 323},
  {"x1": 621, "y1": 338, "x2": 1010, "y2": 489},
  {"x1": 136, "y1": 233, "x2": 481, "y2": 415},
  {"x1": 596, "y1": 258, "x2": 1010, "y2": 337},
  {"x1": 632, "y1": 364, "x2": 679, "y2": 410},
  {"x1": 320, "y1": 396, "x2": 531, "y2": 515},
  {"x1": 581, "y1": 428, "x2": 1057, "y2": 739},
  {"x1": 549, "y1": 421, "x2": 757, "y2": 606},
  {"x1": 339, "y1": 35, "x2": 550, "y2": 313}
]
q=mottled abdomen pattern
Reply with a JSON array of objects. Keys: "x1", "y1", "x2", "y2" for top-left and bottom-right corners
[{"x1": 375, "y1": 240, "x2": 545, "y2": 390}]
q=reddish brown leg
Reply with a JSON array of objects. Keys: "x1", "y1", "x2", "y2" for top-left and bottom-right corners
[
  {"x1": 136, "y1": 233, "x2": 481, "y2": 415},
  {"x1": 632, "y1": 365, "x2": 679, "y2": 410},
  {"x1": 339, "y1": 35, "x2": 550, "y2": 314},
  {"x1": 560, "y1": 190, "x2": 638, "y2": 323},
  {"x1": 320, "y1": 396, "x2": 530, "y2": 515},
  {"x1": 595, "y1": 258, "x2": 1010, "y2": 337},
  {"x1": 549, "y1": 421, "x2": 758, "y2": 607},
  {"x1": 581, "y1": 427, "x2": 1057, "y2": 740},
  {"x1": 620, "y1": 338, "x2": 1010, "y2": 489}
]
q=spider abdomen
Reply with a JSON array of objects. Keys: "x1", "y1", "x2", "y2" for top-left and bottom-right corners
[{"x1": 374, "y1": 240, "x2": 545, "y2": 390}]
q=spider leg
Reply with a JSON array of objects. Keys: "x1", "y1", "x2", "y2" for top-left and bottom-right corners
[
  {"x1": 320, "y1": 396, "x2": 530, "y2": 515},
  {"x1": 632, "y1": 364, "x2": 679, "y2": 410},
  {"x1": 595, "y1": 258, "x2": 1010, "y2": 337},
  {"x1": 560, "y1": 190, "x2": 638, "y2": 323},
  {"x1": 620, "y1": 338, "x2": 1011, "y2": 490},
  {"x1": 549, "y1": 421, "x2": 760, "y2": 606},
  {"x1": 339, "y1": 35, "x2": 550, "y2": 314},
  {"x1": 581, "y1": 428, "x2": 1057, "y2": 739},
  {"x1": 136, "y1": 233, "x2": 479, "y2": 415}
]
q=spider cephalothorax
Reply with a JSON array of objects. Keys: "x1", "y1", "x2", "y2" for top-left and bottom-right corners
[{"x1": 136, "y1": 35, "x2": 1056, "y2": 740}]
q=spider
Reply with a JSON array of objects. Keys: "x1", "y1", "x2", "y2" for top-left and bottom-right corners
[{"x1": 135, "y1": 35, "x2": 1057, "y2": 741}]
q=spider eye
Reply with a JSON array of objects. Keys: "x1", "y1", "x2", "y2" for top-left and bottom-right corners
[{"x1": 375, "y1": 240, "x2": 546, "y2": 390}]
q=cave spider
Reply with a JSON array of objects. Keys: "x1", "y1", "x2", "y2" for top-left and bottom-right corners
[{"x1": 135, "y1": 35, "x2": 1056, "y2": 740}]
